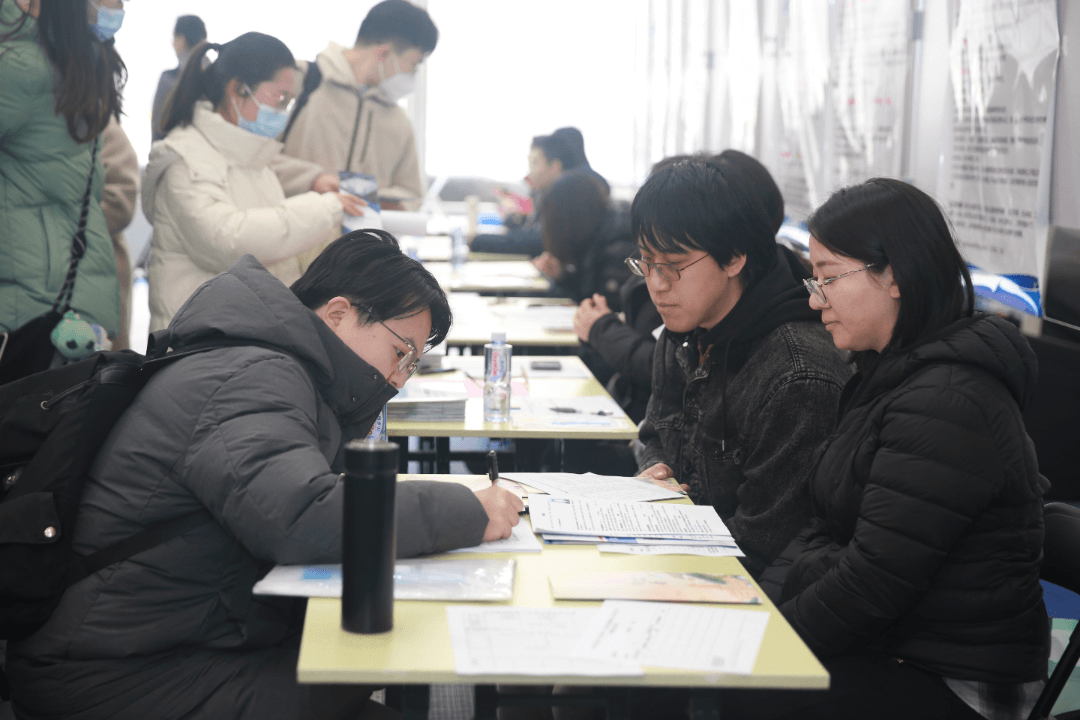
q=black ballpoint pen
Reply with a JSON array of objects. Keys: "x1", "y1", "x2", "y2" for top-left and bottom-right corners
[{"x1": 487, "y1": 450, "x2": 499, "y2": 486}]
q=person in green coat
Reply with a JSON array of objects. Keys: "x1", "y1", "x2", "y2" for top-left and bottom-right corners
[{"x1": 0, "y1": 0, "x2": 127, "y2": 359}]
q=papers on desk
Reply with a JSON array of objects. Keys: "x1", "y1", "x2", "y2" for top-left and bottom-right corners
[
  {"x1": 513, "y1": 397, "x2": 624, "y2": 427},
  {"x1": 441, "y1": 355, "x2": 592, "y2": 379},
  {"x1": 529, "y1": 496, "x2": 735, "y2": 548},
  {"x1": 446, "y1": 607, "x2": 642, "y2": 676},
  {"x1": 598, "y1": 543, "x2": 746, "y2": 557},
  {"x1": 572, "y1": 601, "x2": 770, "y2": 674},
  {"x1": 251, "y1": 558, "x2": 515, "y2": 601},
  {"x1": 501, "y1": 472, "x2": 684, "y2": 502},
  {"x1": 447, "y1": 601, "x2": 769, "y2": 676},
  {"x1": 549, "y1": 572, "x2": 762, "y2": 604},
  {"x1": 444, "y1": 522, "x2": 542, "y2": 554},
  {"x1": 388, "y1": 380, "x2": 468, "y2": 421}
]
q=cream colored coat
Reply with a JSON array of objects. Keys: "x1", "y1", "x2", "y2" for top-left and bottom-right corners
[
  {"x1": 143, "y1": 103, "x2": 341, "y2": 331},
  {"x1": 282, "y1": 42, "x2": 424, "y2": 210}
]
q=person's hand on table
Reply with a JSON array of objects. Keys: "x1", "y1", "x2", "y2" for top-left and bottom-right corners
[
  {"x1": 311, "y1": 173, "x2": 340, "y2": 194},
  {"x1": 334, "y1": 192, "x2": 368, "y2": 216},
  {"x1": 532, "y1": 251, "x2": 563, "y2": 281},
  {"x1": 639, "y1": 462, "x2": 690, "y2": 493},
  {"x1": 574, "y1": 293, "x2": 613, "y2": 342},
  {"x1": 474, "y1": 485, "x2": 524, "y2": 541}
]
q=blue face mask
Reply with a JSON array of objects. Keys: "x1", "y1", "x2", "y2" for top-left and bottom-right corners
[
  {"x1": 89, "y1": 2, "x2": 125, "y2": 42},
  {"x1": 232, "y1": 85, "x2": 290, "y2": 139}
]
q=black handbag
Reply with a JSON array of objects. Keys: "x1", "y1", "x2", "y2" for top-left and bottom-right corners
[{"x1": 0, "y1": 138, "x2": 99, "y2": 386}]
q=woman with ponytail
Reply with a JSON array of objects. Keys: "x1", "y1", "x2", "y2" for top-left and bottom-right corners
[
  {"x1": 144, "y1": 32, "x2": 365, "y2": 331},
  {"x1": 0, "y1": 0, "x2": 127, "y2": 369}
]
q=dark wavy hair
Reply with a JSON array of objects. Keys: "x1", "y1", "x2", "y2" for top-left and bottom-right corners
[
  {"x1": 160, "y1": 32, "x2": 294, "y2": 136},
  {"x1": 631, "y1": 157, "x2": 778, "y2": 289},
  {"x1": 291, "y1": 230, "x2": 452, "y2": 350},
  {"x1": 1, "y1": 0, "x2": 126, "y2": 143},
  {"x1": 807, "y1": 178, "x2": 974, "y2": 351}
]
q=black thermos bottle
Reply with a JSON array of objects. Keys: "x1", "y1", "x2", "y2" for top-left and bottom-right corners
[{"x1": 341, "y1": 438, "x2": 399, "y2": 634}]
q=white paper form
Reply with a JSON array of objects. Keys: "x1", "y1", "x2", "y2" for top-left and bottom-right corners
[
  {"x1": 529, "y1": 496, "x2": 732, "y2": 538},
  {"x1": 543, "y1": 534, "x2": 738, "y2": 548},
  {"x1": 446, "y1": 606, "x2": 642, "y2": 676},
  {"x1": 598, "y1": 544, "x2": 746, "y2": 558},
  {"x1": 444, "y1": 522, "x2": 542, "y2": 554},
  {"x1": 502, "y1": 473, "x2": 684, "y2": 503},
  {"x1": 573, "y1": 601, "x2": 769, "y2": 674}
]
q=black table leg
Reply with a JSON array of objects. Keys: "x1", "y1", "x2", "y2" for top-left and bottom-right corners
[
  {"x1": 474, "y1": 684, "x2": 499, "y2": 720},
  {"x1": 436, "y1": 436, "x2": 451, "y2": 474}
]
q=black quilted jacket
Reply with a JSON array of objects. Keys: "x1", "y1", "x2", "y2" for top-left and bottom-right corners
[{"x1": 759, "y1": 313, "x2": 1050, "y2": 683}]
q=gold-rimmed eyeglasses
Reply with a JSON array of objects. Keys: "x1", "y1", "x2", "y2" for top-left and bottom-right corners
[
  {"x1": 803, "y1": 264, "x2": 876, "y2": 305},
  {"x1": 364, "y1": 308, "x2": 419, "y2": 378}
]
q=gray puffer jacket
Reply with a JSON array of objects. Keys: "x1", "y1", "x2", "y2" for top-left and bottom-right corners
[{"x1": 8, "y1": 256, "x2": 488, "y2": 717}]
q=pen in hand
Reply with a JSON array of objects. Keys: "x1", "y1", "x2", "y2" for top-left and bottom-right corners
[{"x1": 487, "y1": 450, "x2": 499, "y2": 486}]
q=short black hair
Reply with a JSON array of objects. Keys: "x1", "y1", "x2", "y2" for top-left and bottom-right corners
[
  {"x1": 550, "y1": 127, "x2": 590, "y2": 170},
  {"x1": 714, "y1": 150, "x2": 785, "y2": 235},
  {"x1": 531, "y1": 134, "x2": 577, "y2": 171},
  {"x1": 631, "y1": 158, "x2": 778, "y2": 289},
  {"x1": 291, "y1": 230, "x2": 452, "y2": 349},
  {"x1": 807, "y1": 178, "x2": 974, "y2": 351},
  {"x1": 174, "y1": 15, "x2": 207, "y2": 48},
  {"x1": 356, "y1": 0, "x2": 438, "y2": 54},
  {"x1": 540, "y1": 169, "x2": 610, "y2": 264}
]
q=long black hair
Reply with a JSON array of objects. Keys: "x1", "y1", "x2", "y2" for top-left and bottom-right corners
[
  {"x1": 291, "y1": 230, "x2": 452, "y2": 350},
  {"x1": 1, "y1": 0, "x2": 125, "y2": 143},
  {"x1": 807, "y1": 178, "x2": 974, "y2": 351},
  {"x1": 160, "y1": 32, "x2": 294, "y2": 136}
]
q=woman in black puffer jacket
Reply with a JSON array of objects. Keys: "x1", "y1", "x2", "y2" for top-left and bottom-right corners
[{"x1": 742, "y1": 179, "x2": 1049, "y2": 720}]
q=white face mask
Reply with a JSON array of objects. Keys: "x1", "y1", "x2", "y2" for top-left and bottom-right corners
[{"x1": 377, "y1": 53, "x2": 416, "y2": 103}]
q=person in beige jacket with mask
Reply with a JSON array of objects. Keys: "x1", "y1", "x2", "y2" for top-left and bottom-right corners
[
  {"x1": 143, "y1": 32, "x2": 364, "y2": 332},
  {"x1": 281, "y1": 0, "x2": 435, "y2": 212}
]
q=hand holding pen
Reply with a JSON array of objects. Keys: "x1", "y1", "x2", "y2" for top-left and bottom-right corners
[{"x1": 487, "y1": 450, "x2": 528, "y2": 515}]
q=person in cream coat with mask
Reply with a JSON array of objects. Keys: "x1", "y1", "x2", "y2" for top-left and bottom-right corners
[
  {"x1": 281, "y1": 0, "x2": 436, "y2": 211},
  {"x1": 144, "y1": 32, "x2": 365, "y2": 332}
]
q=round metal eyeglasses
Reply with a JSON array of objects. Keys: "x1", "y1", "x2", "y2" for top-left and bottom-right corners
[
  {"x1": 624, "y1": 254, "x2": 709, "y2": 282},
  {"x1": 803, "y1": 264, "x2": 876, "y2": 305}
]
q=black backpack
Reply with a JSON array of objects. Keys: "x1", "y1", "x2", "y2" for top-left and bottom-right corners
[{"x1": 0, "y1": 341, "x2": 230, "y2": 647}]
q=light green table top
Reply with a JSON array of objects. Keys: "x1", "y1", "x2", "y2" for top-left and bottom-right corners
[
  {"x1": 298, "y1": 476, "x2": 829, "y2": 690},
  {"x1": 387, "y1": 356, "x2": 638, "y2": 441}
]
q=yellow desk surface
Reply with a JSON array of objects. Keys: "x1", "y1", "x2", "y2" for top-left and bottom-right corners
[
  {"x1": 387, "y1": 356, "x2": 638, "y2": 441},
  {"x1": 446, "y1": 295, "x2": 579, "y2": 348},
  {"x1": 425, "y1": 261, "x2": 551, "y2": 294},
  {"x1": 297, "y1": 475, "x2": 829, "y2": 690}
]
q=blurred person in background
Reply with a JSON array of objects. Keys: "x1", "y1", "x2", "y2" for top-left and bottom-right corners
[
  {"x1": 0, "y1": 0, "x2": 126, "y2": 377},
  {"x1": 472, "y1": 128, "x2": 602, "y2": 257},
  {"x1": 145, "y1": 32, "x2": 365, "y2": 333},
  {"x1": 151, "y1": 14, "x2": 206, "y2": 143},
  {"x1": 99, "y1": 116, "x2": 139, "y2": 351},
  {"x1": 281, "y1": 0, "x2": 436, "y2": 212}
]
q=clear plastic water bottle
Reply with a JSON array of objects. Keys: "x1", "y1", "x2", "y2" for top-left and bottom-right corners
[
  {"x1": 366, "y1": 404, "x2": 388, "y2": 442},
  {"x1": 450, "y1": 227, "x2": 468, "y2": 273},
  {"x1": 484, "y1": 332, "x2": 512, "y2": 423}
]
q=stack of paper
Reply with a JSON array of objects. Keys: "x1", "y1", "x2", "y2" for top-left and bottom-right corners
[
  {"x1": 387, "y1": 380, "x2": 468, "y2": 421},
  {"x1": 528, "y1": 496, "x2": 741, "y2": 553},
  {"x1": 446, "y1": 601, "x2": 769, "y2": 676},
  {"x1": 501, "y1": 472, "x2": 685, "y2": 502}
]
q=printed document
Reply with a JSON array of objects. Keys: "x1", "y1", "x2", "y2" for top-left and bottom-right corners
[
  {"x1": 444, "y1": 522, "x2": 542, "y2": 554},
  {"x1": 529, "y1": 496, "x2": 732, "y2": 538},
  {"x1": 573, "y1": 600, "x2": 769, "y2": 674},
  {"x1": 502, "y1": 472, "x2": 683, "y2": 502},
  {"x1": 446, "y1": 606, "x2": 642, "y2": 676},
  {"x1": 598, "y1": 544, "x2": 746, "y2": 557}
]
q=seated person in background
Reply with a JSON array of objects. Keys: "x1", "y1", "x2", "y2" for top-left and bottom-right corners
[
  {"x1": 7, "y1": 230, "x2": 523, "y2": 720},
  {"x1": 145, "y1": 32, "x2": 364, "y2": 332},
  {"x1": 739, "y1": 179, "x2": 1049, "y2": 719},
  {"x1": 634, "y1": 158, "x2": 850, "y2": 577},
  {"x1": 281, "y1": 0, "x2": 437, "y2": 211},
  {"x1": 574, "y1": 149, "x2": 789, "y2": 424},
  {"x1": 151, "y1": 14, "x2": 206, "y2": 143},
  {"x1": 471, "y1": 128, "x2": 601, "y2": 257},
  {"x1": 533, "y1": 168, "x2": 633, "y2": 307}
]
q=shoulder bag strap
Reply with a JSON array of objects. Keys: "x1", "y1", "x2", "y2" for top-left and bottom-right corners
[{"x1": 52, "y1": 137, "x2": 101, "y2": 316}]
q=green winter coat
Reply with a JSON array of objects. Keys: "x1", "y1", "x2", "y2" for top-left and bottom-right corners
[{"x1": 0, "y1": 4, "x2": 120, "y2": 335}]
